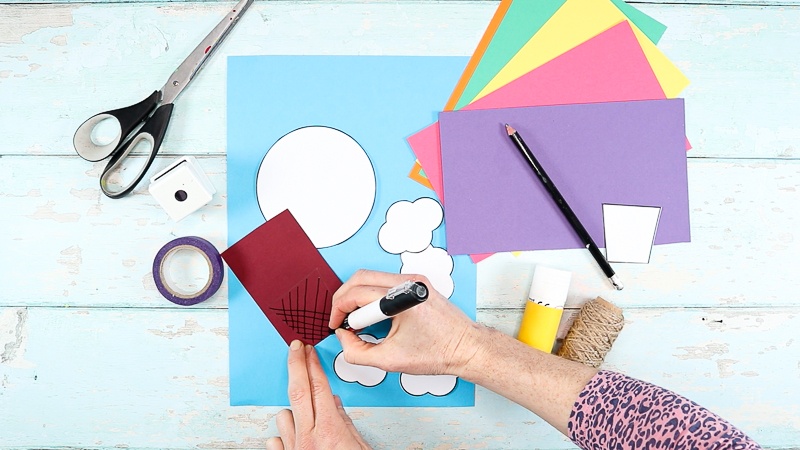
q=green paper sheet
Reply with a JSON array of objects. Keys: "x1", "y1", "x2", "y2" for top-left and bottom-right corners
[{"x1": 613, "y1": 0, "x2": 667, "y2": 43}]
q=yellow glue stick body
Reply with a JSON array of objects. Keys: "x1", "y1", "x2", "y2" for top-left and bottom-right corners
[{"x1": 517, "y1": 265, "x2": 572, "y2": 353}]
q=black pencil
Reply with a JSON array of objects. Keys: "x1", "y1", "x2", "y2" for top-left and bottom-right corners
[{"x1": 504, "y1": 123, "x2": 623, "y2": 290}]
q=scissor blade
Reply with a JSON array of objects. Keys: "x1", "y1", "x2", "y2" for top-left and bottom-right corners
[{"x1": 160, "y1": 0, "x2": 254, "y2": 104}]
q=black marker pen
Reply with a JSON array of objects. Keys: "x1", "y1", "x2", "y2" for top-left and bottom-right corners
[{"x1": 342, "y1": 281, "x2": 429, "y2": 330}]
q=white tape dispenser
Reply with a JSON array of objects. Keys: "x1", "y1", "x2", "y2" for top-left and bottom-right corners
[{"x1": 149, "y1": 156, "x2": 216, "y2": 221}]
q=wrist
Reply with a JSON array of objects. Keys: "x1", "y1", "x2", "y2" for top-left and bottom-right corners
[{"x1": 448, "y1": 322, "x2": 499, "y2": 381}]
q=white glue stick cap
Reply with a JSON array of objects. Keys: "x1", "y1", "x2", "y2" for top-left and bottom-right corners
[{"x1": 528, "y1": 265, "x2": 572, "y2": 309}]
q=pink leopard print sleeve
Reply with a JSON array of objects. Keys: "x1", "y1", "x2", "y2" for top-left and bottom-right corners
[{"x1": 568, "y1": 370, "x2": 761, "y2": 450}]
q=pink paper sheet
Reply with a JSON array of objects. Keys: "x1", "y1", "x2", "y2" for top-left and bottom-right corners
[{"x1": 410, "y1": 21, "x2": 673, "y2": 205}]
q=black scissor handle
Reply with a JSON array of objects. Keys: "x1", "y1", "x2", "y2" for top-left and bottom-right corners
[
  {"x1": 73, "y1": 90, "x2": 161, "y2": 162},
  {"x1": 99, "y1": 103, "x2": 174, "y2": 199}
]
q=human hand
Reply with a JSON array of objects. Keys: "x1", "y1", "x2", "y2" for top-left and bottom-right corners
[
  {"x1": 329, "y1": 269, "x2": 483, "y2": 377},
  {"x1": 266, "y1": 340, "x2": 371, "y2": 450}
]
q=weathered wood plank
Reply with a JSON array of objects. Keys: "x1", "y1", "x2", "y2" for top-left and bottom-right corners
[
  {"x1": 4, "y1": 0, "x2": 800, "y2": 6},
  {"x1": 2, "y1": 156, "x2": 798, "y2": 309},
  {"x1": 0, "y1": 155, "x2": 229, "y2": 309},
  {"x1": 1, "y1": 3, "x2": 799, "y2": 159},
  {"x1": 1, "y1": 306, "x2": 796, "y2": 449}
]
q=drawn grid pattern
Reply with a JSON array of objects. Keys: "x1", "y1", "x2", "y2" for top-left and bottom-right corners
[{"x1": 270, "y1": 274, "x2": 333, "y2": 344}]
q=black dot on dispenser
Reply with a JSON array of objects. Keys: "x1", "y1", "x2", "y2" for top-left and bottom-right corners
[{"x1": 175, "y1": 190, "x2": 188, "y2": 202}]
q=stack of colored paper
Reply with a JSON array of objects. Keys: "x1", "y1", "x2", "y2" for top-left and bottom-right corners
[{"x1": 407, "y1": 0, "x2": 691, "y2": 262}]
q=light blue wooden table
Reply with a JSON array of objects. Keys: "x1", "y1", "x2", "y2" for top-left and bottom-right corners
[{"x1": 2, "y1": 0, "x2": 799, "y2": 448}]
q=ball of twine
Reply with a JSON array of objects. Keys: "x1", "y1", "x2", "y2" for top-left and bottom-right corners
[{"x1": 557, "y1": 297, "x2": 624, "y2": 368}]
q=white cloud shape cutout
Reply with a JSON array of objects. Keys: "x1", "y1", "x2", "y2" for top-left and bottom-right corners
[
  {"x1": 333, "y1": 334, "x2": 386, "y2": 387},
  {"x1": 400, "y1": 373, "x2": 458, "y2": 396},
  {"x1": 257, "y1": 126, "x2": 376, "y2": 248},
  {"x1": 400, "y1": 246, "x2": 454, "y2": 298},
  {"x1": 378, "y1": 198, "x2": 443, "y2": 254}
]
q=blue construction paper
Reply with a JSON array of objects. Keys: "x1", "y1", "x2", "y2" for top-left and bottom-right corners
[{"x1": 226, "y1": 56, "x2": 476, "y2": 407}]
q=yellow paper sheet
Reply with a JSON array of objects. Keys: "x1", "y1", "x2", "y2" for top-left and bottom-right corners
[{"x1": 473, "y1": 0, "x2": 689, "y2": 102}]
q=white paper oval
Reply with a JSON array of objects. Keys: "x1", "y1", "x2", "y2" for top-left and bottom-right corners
[
  {"x1": 399, "y1": 373, "x2": 457, "y2": 396},
  {"x1": 334, "y1": 334, "x2": 387, "y2": 387},
  {"x1": 257, "y1": 126, "x2": 376, "y2": 248}
]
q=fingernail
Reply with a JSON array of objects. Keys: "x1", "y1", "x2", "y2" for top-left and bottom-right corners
[
  {"x1": 266, "y1": 437, "x2": 282, "y2": 450},
  {"x1": 290, "y1": 340, "x2": 302, "y2": 350}
]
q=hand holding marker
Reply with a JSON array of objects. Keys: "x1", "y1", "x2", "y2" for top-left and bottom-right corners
[{"x1": 342, "y1": 281, "x2": 429, "y2": 330}]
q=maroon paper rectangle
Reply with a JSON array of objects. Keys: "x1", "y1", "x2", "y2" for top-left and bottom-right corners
[{"x1": 222, "y1": 209, "x2": 342, "y2": 345}]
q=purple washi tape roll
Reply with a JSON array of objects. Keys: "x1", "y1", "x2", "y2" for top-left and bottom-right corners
[{"x1": 152, "y1": 236, "x2": 224, "y2": 306}]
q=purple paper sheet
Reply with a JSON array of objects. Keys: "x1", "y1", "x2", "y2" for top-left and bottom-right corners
[{"x1": 439, "y1": 99, "x2": 689, "y2": 255}]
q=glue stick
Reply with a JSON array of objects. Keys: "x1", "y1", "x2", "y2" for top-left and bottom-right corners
[{"x1": 516, "y1": 265, "x2": 572, "y2": 353}]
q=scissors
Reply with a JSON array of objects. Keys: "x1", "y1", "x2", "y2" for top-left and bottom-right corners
[{"x1": 73, "y1": 0, "x2": 253, "y2": 199}]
